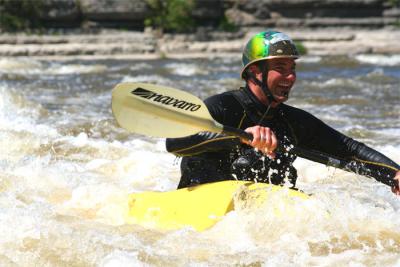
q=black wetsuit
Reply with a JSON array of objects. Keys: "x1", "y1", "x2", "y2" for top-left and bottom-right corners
[{"x1": 166, "y1": 86, "x2": 400, "y2": 189}]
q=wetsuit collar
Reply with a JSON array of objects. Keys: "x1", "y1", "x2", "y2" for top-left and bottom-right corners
[{"x1": 243, "y1": 85, "x2": 279, "y2": 118}]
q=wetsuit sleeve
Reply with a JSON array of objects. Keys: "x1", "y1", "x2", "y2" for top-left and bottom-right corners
[
  {"x1": 165, "y1": 94, "x2": 241, "y2": 157},
  {"x1": 166, "y1": 132, "x2": 240, "y2": 156},
  {"x1": 291, "y1": 108, "x2": 400, "y2": 187}
]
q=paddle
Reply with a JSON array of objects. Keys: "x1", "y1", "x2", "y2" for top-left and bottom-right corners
[
  {"x1": 111, "y1": 82, "x2": 252, "y2": 140},
  {"x1": 110, "y1": 82, "x2": 367, "y2": 175}
]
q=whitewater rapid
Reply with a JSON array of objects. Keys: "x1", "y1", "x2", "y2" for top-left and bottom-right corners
[{"x1": 0, "y1": 55, "x2": 399, "y2": 266}]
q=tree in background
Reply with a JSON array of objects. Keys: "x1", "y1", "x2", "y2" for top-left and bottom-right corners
[
  {"x1": 0, "y1": 0, "x2": 43, "y2": 32},
  {"x1": 145, "y1": 0, "x2": 195, "y2": 33}
]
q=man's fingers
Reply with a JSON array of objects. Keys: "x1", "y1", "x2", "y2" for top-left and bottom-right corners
[
  {"x1": 262, "y1": 128, "x2": 277, "y2": 154},
  {"x1": 270, "y1": 131, "x2": 278, "y2": 151},
  {"x1": 392, "y1": 171, "x2": 400, "y2": 196},
  {"x1": 263, "y1": 128, "x2": 271, "y2": 147},
  {"x1": 248, "y1": 126, "x2": 260, "y2": 145},
  {"x1": 392, "y1": 187, "x2": 400, "y2": 195},
  {"x1": 242, "y1": 126, "x2": 278, "y2": 157}
]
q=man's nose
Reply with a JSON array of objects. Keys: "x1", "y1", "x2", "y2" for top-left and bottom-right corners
[{"x1": 286, "y1": 71, "x2": 296, "y2": 80}]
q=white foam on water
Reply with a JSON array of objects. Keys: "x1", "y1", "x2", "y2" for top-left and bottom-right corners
[
  {"x1": 0, "y1": 86, "x2": 42, "y2": 123},
  {"x1": 121, "y1": 74, "x2": 171, "y2": 85},
  {"x1": 0, "y1": 81, "x2": 177, "y2": 263},
  {"x1": 298, "y1": 55, "x2": 322, "y2": 63},
  {"x1": 100, "y1": 250, "x2": 143, "y2": 267},
  {"x1": 0, "y1": 58, "x2": 107, "y2": 75},
  {"x1": 0, "y1": 57, "x2": 399, "y2": 266},
  {"x1": 356, "y1": 54, "x2": 400, "y2": 66},
  {"x1": 60, "y1": 183, "x2": 130, "y2": 225},
  {"x1": 129, "y1": 62, "x2": 153, "y2": 71},
  {"x1": 309, "y1": 78, "x2": 361, "y2": 90},
  {"x1": 165, "y1": 62, "x2": 209, "y2": 76},
  {"x1": 0, "y1": 86, "x2": 60, "y2": 171},
  {"x1": 0, "y1": 57, "x2": 43, "y2": 74},
  {"x1": 46, "y1": 63, "x2": 108, "y2": 75}
]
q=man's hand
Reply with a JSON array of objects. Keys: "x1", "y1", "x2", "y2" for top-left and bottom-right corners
[
  {"x1": 391, "y1": 170, "x2": 400, "y2": 195},
  {"x1": 241, "y1": 126, "x2": 278, "y2": 158}
]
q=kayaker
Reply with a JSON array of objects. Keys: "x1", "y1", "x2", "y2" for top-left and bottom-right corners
[{"x1": 166, "y1": 30, "x2": 400, "y2": 194}]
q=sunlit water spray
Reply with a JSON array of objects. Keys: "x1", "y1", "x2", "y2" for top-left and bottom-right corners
[{"x1": 0, "y1": 55, "x2": 399, "y2": 266}]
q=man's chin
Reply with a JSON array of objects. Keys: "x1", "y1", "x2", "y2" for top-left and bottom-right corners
[
  {"x1": 271, "y1": 101, "x2": 283, "y2": 108},
  {"x1": 272, "y1": 96, "x2": 288, "y2": 106}
]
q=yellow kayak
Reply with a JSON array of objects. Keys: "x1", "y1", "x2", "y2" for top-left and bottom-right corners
[{"x1": 126, "y1": 181, "x2": 308, "y2": 231}]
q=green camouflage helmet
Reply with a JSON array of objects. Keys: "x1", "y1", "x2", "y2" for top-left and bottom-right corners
[{"x1": 241, "y1": 30, "x2": 299, "y2": 79}]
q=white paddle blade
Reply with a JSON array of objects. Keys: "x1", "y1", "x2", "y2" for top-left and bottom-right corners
[{"x1": 111, "y1": 82, "x2": 224, "y2": 138}]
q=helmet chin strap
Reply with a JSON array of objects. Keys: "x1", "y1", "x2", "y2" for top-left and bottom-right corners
[
  {"x1": 260, "y1": 62, "x2": 276, "y2": 105},
  {"x1": 247, "y1": 62, "x2": 277, "y2": 123}
]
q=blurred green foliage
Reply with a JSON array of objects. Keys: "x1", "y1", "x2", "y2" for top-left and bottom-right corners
[
  {"x1": 218, "y1": 15, "x2": 238, "y2": 32},
  {"x1": 387, "y1": 0, "x2": 400, "y2": 6},
  {"x1": 294, "y1": 41, "x2": 307, "y2": 55},
  {"x1": 387, "y1": 0, "x2": 400, "y2": 27},
  {"x1": 145, "y1": 0, "x2": 195, "y2": 33},
  {"x1": 0, "y1": 0, "x2": 43, "y2": 31}
]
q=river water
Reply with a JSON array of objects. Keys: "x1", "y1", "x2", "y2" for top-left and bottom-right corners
[{"x1": 0, "y1": 54, "x2": 399, "y2": 266}]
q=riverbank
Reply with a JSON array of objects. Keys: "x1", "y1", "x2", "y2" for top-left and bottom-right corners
[{"x1": 1, "y1": 27, "x2": 400, "y2": 58}]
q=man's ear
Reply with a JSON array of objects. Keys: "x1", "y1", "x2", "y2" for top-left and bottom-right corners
[{"x1": 248, "y1": 64, "x2": 260, "y2": 75}]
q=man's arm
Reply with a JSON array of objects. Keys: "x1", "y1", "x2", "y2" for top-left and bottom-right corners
[
  {"x1": 166, "y1": 92, "x2": 242, "y2": 157},
  {"x1": 166, "y1": 132, "x2": 240, "y2": 156},
  {"x1": 307, "y1": 121, "x2": 399, "y2": 189},
  {"x1": 286, "y1": 106, "x2": 400, "y2": 190}
]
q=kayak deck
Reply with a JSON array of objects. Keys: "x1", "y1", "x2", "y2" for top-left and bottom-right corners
[{"x1": 126, "y1": 180, "x2": 308, "y2": 231}]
